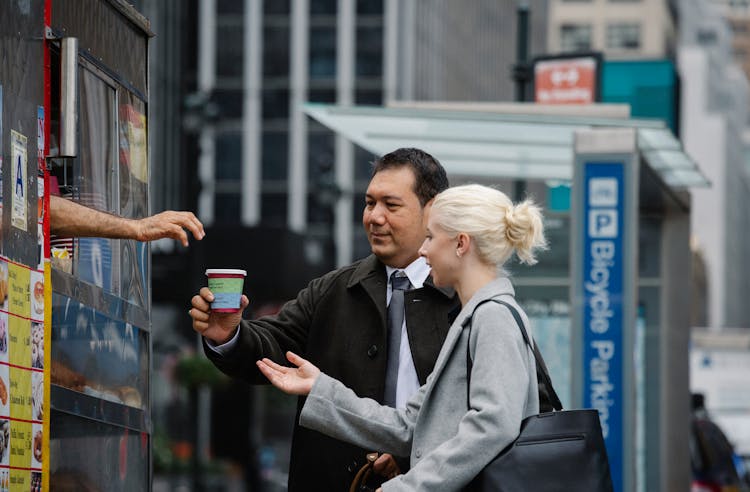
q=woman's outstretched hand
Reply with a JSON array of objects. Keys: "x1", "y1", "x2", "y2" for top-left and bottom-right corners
[{"x1": 256, "y1": 351, "x2": 320, "y2": 395}]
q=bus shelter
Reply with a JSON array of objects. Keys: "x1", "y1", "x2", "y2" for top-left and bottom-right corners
[{"x1": 305, "y1": 102, "x2": 707, "y2": 492}]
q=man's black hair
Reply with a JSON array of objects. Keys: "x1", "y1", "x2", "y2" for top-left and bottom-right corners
[{"x1": 371, "y1": 148, "x2": 449, "y2": 206}]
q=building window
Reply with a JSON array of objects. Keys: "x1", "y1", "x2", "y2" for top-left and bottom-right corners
[
  {"x1": 262, "y1": 87, "x2": 290, "y2": 121},
  {"x1": 355, "y1": 146, "x2": 377, "y2": 181},
  {"x1": 697, "y1": 28, "x2": 717, "y2": 46},
  {"x1": 730, "y1": 20, "x2": 749, "y2": 34},
  {"x1": 213, "y1": 89, "x2": 243, "y2": 119},
  {"x1": 262, "y1": 130, "x2": 289, "y2": 181},
  {"x1": 260, "y1": 193, "x2": 287, "y2": 225},
  {"x1": 607, "y1": 23, "x2": 641, "y2": 50},
  {"x1": 263, "y1": 25, "x2": 290, "y2": 77},
  {"x1": 214, "y1": 193, "x2": 241, "y2": 223},
  {"x1": 215, "y1": 132, "x2": 242, "y2": 180},
  {"x1": 215, "y1": 25, "x2": 244, "y2": 78},
  {"x1": 308, "y1": 130, "x2": 335, "y2": 183},
  {"x1": 310, "y1": 27, "x2": 337, "y2": 79},
  {"x1": 308, "y1": 88, "x2": 336, "y2": 103},
  {"x1": 356, "y1": 26, "x2": 383, "y2": 77},
  {"x1": 355, "y1": 89, "x2": 382, "y2": 105},
  {"x1": 357, "y1": 0, "x2": 383, "y2": 14},
  {"x1": 310, "y1": 0, "x2": 336, "y2": 15},
  {"x1": 217, "y1": 0, "x2": 243, "y2": 15},
  {"x1": 560, "y1": 24, "x2": 592, "y2": 52},
  {"x1": 265, "y1": 0, "x2": 290, "y2": 15}
]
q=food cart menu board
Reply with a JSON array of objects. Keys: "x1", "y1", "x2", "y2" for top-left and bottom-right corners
[{"x1": 0, "y1": 256, "x2": 48, "y2": 491}]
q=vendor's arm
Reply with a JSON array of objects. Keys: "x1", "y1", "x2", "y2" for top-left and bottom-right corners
[{"x1": 50, "y1": 195, "x2": 204, "y2": 246}]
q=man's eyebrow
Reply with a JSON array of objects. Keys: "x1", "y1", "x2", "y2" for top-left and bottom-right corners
[{"x1": 365, "y1": 193, "x2": 404, "y2": 202}]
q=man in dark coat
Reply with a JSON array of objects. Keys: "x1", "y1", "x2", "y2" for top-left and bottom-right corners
[{"x1": 189, "y1": 148, "x2": 458, "y2": 491}]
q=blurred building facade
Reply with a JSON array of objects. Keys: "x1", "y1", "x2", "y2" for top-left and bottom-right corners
[
  {"x1": 547, "y1": 0, "x2": 677, "y2": 59},
  {"x1": 679, "y1": 0, "x2": 750, "y2": 329},
  {"x1": 713, "y1": 0, "x2": 750, "y2": 82},
  {"x1": 385, "y1": 0, "x2": 548, "y2": 102}
]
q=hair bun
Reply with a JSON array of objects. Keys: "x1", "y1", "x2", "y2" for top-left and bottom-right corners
[
  {"x1": 503, "y1": 205, "x2": 524, "y2": 247},
  {"x1": 503, "y1": 201, "x2": 547, "y2": 265}
]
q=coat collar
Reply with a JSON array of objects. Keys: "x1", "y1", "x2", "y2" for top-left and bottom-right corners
[
  {"x1": 455, "y1": 277, "x2": 516, "y2": 325},
  {"x1": 346, "y1": 255, "x2": 456, "y2": 299},
  {"x1": 347, "y1": 254, "x2": 455, "y2": 299},
  {"x1": 347, "y1": 254, "x2": 385, "y2": 289},
  {"x1": 441, "y1": 278, "x2": 516, "y2": 357}
]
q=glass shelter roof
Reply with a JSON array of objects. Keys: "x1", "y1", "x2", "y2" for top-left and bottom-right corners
[{"x1": 303, "y1": 103, "x2": 709, "y2": 189}]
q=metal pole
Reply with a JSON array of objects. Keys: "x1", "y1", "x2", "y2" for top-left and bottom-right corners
[
  {"x1": 513, "y1": 2, "x2": 530, "y2": 200},
  {"x1": 514, "y1": 3, "x2": 529, "y2": 103}
]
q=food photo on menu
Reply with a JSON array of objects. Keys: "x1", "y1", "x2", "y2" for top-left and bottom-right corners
[
  {"x1": 0, "y1": 366, "x2": 7, "y2": 415},
  {"x1": 0, "y1": 313, "x2": 6, "y2": 354},
  {"x1": 31, "y1": 322, "x2": 44, "y2": 370},
  {"x1": 31, "y1": 372, "x2": 43, "y2": 421},
  {"x1": 31, "y1": 424, "x2": 42, "y2": 467},
  {"x1": 0, "y1": 420, "x2": 8, "y2": 465},
  {"x1": 30, "y1": 271, "x2": 43, "y2": 318},
  {"x1": 0, "y1": 260, "x2": 7, "y2": 311}
]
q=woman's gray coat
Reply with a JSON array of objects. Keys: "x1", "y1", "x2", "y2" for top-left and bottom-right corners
[{"x1": 300, "y1": 277, "x2": 539, "y2": 491}]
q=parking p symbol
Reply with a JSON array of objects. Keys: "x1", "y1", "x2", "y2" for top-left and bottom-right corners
[{"x1": 589, "y1": 210, "x2": 618, "y2": 238}]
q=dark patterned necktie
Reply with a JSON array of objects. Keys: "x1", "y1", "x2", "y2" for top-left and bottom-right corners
[{"x1": 384, "y1": 272, "x2": 411, "y2": 407}]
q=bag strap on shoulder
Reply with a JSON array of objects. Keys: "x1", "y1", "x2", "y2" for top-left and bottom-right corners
[{"x1": 462, "y1": 298, "x2": 563, "y2": 412}]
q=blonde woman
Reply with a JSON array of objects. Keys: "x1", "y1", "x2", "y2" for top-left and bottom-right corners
[{"x1": 257, "y1": 184, "x2": 547, "y2": 491}]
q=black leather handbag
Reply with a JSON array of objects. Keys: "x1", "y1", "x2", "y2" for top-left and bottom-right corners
[{"x1": 462, "y1": 299, "x2": 614, "y2": 492}]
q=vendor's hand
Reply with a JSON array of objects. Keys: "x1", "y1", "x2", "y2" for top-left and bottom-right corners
[
  {"x1": 136, "y1": 210, "x2": 205, "y2": 246},
  {"x1": 373, "y1": 453, "x2": 401, "y2": 481},
  {"x1": 190, "y1": 287, "x2": 249, "y2": 344},
  {"x1": 256, "y1": 352, "x2": 320, "y2": 395}
]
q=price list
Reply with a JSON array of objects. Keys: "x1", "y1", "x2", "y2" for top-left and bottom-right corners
[{"x1": 0, "y1": 257, "x2": 46, "y2": 491}]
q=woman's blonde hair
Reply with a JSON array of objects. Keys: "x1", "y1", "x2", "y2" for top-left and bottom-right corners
[{"x1": 430, "y1": 184, "x2": 547, "y2": 267}]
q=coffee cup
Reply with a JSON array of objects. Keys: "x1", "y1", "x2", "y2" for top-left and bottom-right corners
[{"x1": 205, "y1": 269, "x2": 247, "y2": 312}]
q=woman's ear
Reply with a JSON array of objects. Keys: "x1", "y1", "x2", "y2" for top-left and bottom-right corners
[{"x1": 456, "y1": 232, "x2": 470, "y2": 258}]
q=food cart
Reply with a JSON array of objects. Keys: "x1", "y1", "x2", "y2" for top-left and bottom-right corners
[{"x1": 1, "y1": 1, "x2": 153, "y2": 489}]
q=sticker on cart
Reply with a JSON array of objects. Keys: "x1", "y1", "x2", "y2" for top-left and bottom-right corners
[{"x1": 10, "y1": 131, "x2": 28, "y2": 232}]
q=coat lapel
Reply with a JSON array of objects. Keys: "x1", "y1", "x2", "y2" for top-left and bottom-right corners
[
  {"x1": 347, "y1": 255, "x2": 388, "y2": 329},
  {"x1": 420, "y1": 320, "x2": 464, "y2": 393}
]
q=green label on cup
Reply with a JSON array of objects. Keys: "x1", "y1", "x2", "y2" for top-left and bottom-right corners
[
  {"x1": 208, "y1": 277, "x2": 243, "y2": 293},
  {"x1": 208, "y1": 277, "x2": 244, "y2": 310}
]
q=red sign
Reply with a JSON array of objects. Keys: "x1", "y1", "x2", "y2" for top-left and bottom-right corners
[{"x1": 534, "y1": 57, "x2": 597, "y2": 104}]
